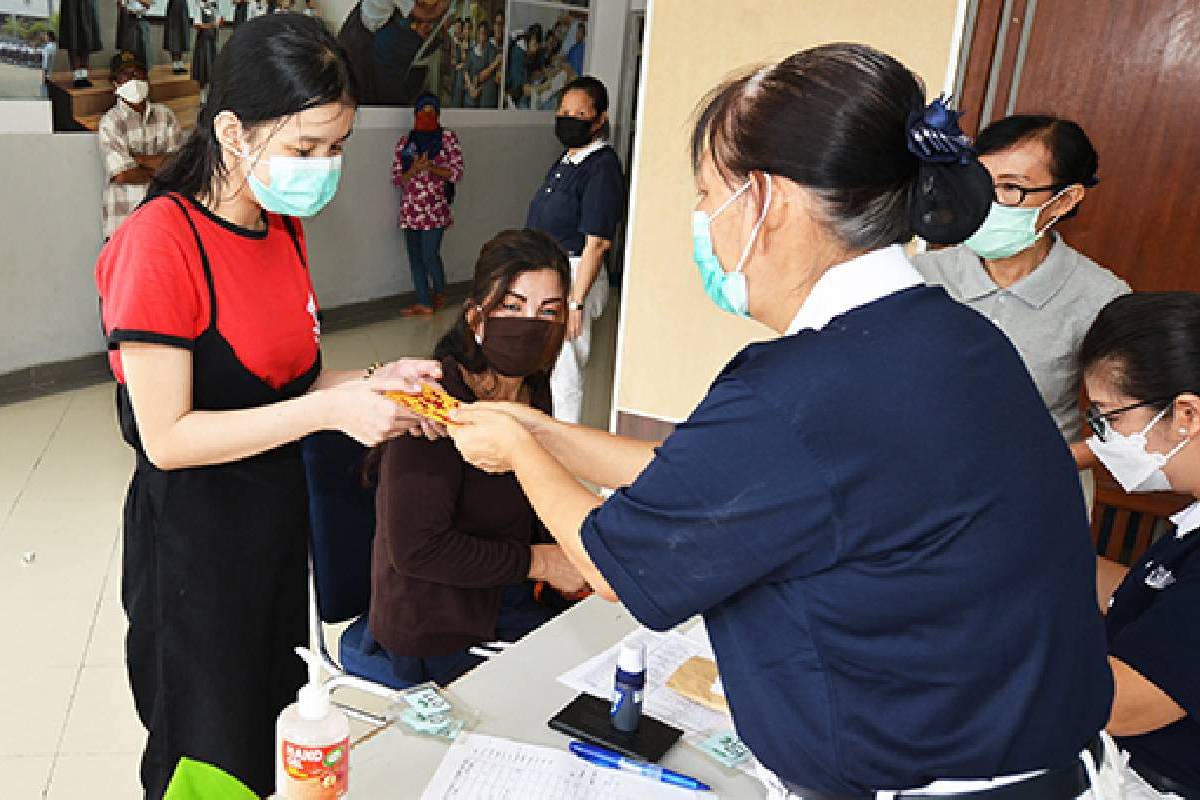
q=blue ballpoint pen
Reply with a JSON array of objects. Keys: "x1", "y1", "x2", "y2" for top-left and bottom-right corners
[{"x1": 569, "y1": 740, "x2": 712, "y2": 792}]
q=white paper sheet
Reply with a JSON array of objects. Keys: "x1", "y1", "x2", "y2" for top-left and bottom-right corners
[
  {"x1": 419, "y1": 733, "x2": 708, "y2": 799},
  {"x1": 558, "y1": 624, "x2": 765, "y2": 778},
  {"x1": 556, "y1": 626, "x2": 728, "y2": 737}
]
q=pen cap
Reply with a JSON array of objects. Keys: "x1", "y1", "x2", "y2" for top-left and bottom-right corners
[{"x1": 616, "y1": 642, "x2": 645, "y2": 675}]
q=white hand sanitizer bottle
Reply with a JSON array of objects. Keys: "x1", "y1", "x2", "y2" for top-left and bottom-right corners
[{"x1": 276, "y1": 647, "x2": 350, "y2": 799}]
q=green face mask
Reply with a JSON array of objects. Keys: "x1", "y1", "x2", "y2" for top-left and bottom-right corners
[{"x1": 963, "y1": 187, "x2": 1068, "y2": 260}]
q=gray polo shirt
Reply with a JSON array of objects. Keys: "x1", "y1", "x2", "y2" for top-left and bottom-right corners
[{"x1": 913, "y1": 236, "x2": 1130, "y2": 443}]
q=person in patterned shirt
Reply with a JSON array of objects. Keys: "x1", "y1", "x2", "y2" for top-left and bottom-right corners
[
  {"x1": 392, "y1": 92, "x2": 465, "y2": 316},
  {"x1": 98, "y1": 51, "x2": 184, "y2": 242}
]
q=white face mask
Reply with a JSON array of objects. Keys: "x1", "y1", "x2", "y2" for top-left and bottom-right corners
[
  {"x1": 1087, "y1": 405, "x2": 1190, "y2": 493},
  {"x1": 115, "y1": 79, "x2": 150, "y2": 106}
]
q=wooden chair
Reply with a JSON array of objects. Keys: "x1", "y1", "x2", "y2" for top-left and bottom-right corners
[{"x1": 1090, "y1": 473, "x2": 1192, "y2": 565}]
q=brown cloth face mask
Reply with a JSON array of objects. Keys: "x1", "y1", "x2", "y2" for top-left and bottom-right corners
[{"x1": 479, "y1": 316, "x2": 565, "y2": 377}]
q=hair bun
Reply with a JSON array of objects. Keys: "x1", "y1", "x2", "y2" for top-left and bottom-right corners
[
  {"x1": 905, "y1": 95, "x2": 992, "y2": 244},
  {"x1": 909, "y1": 159, "x2": 993, "y2": 245}
]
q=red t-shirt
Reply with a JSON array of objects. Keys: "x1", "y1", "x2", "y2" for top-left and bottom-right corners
[{"x1": 95, "y1": 195, "x2": 321, "y2": 389}]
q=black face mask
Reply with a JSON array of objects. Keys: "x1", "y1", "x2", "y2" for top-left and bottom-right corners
[
  {"x1": 479, "y1": 316, "x2": 565, "y2": 377},
  {"x1": 555, "y1": 115, "x2": 597, "y2": 149}
]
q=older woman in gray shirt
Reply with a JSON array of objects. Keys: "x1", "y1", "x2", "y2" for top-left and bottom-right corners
[{"x1": 914, "y1": 115, "x2": 1128, "y2": 509}]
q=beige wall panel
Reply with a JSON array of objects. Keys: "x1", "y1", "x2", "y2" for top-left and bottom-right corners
[{"x1": 617, "y1": 0, "x2": 961, "y2": 421}]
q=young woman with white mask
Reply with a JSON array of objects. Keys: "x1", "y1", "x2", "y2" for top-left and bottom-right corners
[
  {"x1": 914, "y1": 116, "x2": 1130, "y2": 510},
  {"x1": 448, "y1": 43, "x2": 1119, "y2": 799},
  {"x1": 1083, "y1": 292, "x2": 1200, "y2": 799},
  {"x1": 95, "y1": 15, "x2": 440, "y2": 798}
]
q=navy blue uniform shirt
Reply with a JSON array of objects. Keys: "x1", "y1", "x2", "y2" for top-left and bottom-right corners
[
  {"x1": 525, "y1": 142, "x2": 624, "y2": 257},
  {"x1": 581, "y1": 261, "x2": 1112, "y2": 794},
  {"x1": 1107, "y1": 503, "x2": 1200, "y2": 787}
]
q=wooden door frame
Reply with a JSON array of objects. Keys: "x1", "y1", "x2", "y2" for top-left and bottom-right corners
[{"x1": 955, "y1": 0, "x2": 1041, "y2": 137}]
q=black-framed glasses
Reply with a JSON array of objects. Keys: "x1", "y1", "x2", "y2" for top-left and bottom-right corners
[
  {"x1": 1085, "y1": 399, "x2": 1169, "y2": 441},
  {"x1": 993, "y1": 182, "x2": 1061, "y2": 207}
]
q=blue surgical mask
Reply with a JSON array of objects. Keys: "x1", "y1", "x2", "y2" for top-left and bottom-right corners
[
  {"x1": 691, "y1": 176, "x2": 772, "y2": 317},
  {"x1": 244, "y1": 151, "x2": 342, "y2": 217},
  {"x1": 963, "y1": 187, "x2": 1068, "y2": 260}
]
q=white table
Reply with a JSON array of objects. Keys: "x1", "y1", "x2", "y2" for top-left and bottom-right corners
[{"x1": 349, "y1": 597, "x2": 766, "y2": 798}]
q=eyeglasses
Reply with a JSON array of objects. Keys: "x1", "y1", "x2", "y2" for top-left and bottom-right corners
[
  {"x1": 1085, "y1": 399, "x2": 1169, "y2": 441},
  {"x1": 993, "y1": 182, "x2": 1061, "y2": 207}
]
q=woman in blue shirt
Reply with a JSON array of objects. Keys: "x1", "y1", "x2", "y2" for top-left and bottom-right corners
[
  {"x1": 449, "y1": 44, "x2": 1117, "y2": 798},
  {"x1": 526, "y1": 76, "x2": 625, "y2": 424},
  {"x1": 1081, "y1": 293, "x2": 1200, "y2": 798}
]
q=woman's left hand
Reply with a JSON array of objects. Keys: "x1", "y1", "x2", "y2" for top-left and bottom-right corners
[
  {"x1": 448, "y1": 404, "x2": 533, "y2": 473},
  {"x1": 367, "y1": 359, "x2": 449, "y2": 439},
  {"x1": 366, "y1": 358, "x2": 442, "y2": 393},
  {"x1": 565, "y1": 307, "x2": 583, "y2": 341}
]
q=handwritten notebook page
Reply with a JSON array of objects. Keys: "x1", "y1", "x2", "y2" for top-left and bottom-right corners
[{"x1": 419, "y1": 734, "x2": 708, "y2": 800}]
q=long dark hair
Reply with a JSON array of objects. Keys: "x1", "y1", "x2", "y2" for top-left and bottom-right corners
[
  {"x1": 1080, "y1": 293, "x2": 1200, "y2": 413},
  {"x1": 563, "y1": 75, "x2": 611, "y2": 140},
  {"x1": 690, "y1": 43, "x2": 989, "y2": 249},
  {"x1": 364, "y1": 230, "x2": 570, "y2": 486},
  {"x1": 434, "y1": 229, "x2": 571, "y2": 377},
  {"x1": 977, "y1": 114, "x2": 1099, "y2": 220},
  {"x1": 150, "y1": 14, "x2": 357, "y2": 200}
]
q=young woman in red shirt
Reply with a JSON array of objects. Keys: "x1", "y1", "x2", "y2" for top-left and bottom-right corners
[{"x1": 95, "y1": 14, "x2": 439, "y2": 798}]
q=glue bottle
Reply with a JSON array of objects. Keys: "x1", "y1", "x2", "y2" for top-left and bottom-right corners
[
  {"x1": 610, "y1": 642, "x2": 646, "y2": 733},
  {"x1": 276, "y1": 647, "x2": 350, "y2": 799}
]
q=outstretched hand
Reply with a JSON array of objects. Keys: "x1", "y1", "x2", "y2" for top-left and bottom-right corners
[
  {"x1": 447, "y1": 404, "x2": 534, "y2": 473},
  {"x1": 367, "y1": 358, "x2": 447, "y2": 439}
]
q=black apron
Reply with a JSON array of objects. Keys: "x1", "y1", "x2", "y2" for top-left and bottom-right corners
[{"x1": 119, "y1": 195, "x2": 320, "y2": 799}]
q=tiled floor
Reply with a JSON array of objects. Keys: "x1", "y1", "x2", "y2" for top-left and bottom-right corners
[{"x1": 0, "y1": 300, "x2": 619, "y2": 799}]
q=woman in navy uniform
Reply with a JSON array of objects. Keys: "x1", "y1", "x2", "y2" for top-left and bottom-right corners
[
  {"x1": 1082, "y1": 293, "x2": 1200, "y2": 799},
  {"x1": 95, "y1": 16, "x2": 438, "y2": 798},
  {"x1": 525, "y1": 75, "x2": 624, "y2": 424},
  {"x1": 451, "y1": 44, "x2": 1118, "y2": 799}
]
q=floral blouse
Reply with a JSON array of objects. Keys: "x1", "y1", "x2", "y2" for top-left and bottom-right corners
[{"x1": 391, "y1": 129, "x2": 465, "y2": 230}]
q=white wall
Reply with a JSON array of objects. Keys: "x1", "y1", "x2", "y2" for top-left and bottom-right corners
[
  {"x1": 0, "y1": 0, "x2": 632, "y2": 375},
  {"x1": 0, "y1": 100, "x2": 51, "y2": 132},
  {"x1": 0, "y1": 113, "x2": 562, "y2": 375},
  {"x1": 305, "y1": 111, "x2": 563, "y2": 308},
  {"x1": 0, "y1": 132, "x2": 106, "y2": 373}
]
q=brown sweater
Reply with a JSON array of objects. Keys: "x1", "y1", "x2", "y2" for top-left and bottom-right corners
[{"x1": 369, "y1": 357, "x2": 552, "y2": 656}]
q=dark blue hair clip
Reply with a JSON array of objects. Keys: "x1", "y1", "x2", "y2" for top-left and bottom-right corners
[{"x1": 906, "y1": 94, "x2": 975, "y2": 165}]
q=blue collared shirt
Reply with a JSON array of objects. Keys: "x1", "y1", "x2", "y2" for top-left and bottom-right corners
[
  {"x1": 1107, "y1": 501, "x2": 1200, "y2": 786},
  {"x1": 582, "y1": 247, "x2": 1112, "y2": 793},
  {"x1": 526, "y1": 142, "x2": 624, "y2": 257}
]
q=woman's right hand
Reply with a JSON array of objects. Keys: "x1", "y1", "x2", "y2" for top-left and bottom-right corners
[
  {"x1": 473, "y1": 401, "x2": 554, "y2": 435},
  {"x1": 529, "y1": 543, "x2": 588, "y2": 595},
  {"x1": 319, "y1": 381, "x2": 413, "y2": 447}
]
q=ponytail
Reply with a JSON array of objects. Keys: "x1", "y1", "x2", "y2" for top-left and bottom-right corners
[{"x1": 149, "y1": 112, "x2": 226, "y2": 200}]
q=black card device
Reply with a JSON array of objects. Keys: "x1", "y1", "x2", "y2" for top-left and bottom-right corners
[{"x1": 547, "y1": 693, "x2": 683, "y2": 763}]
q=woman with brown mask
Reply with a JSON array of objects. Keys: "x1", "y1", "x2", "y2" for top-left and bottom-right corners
[{"x1": 367, "y1": 228, "x2": 588, "y2": 687}]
